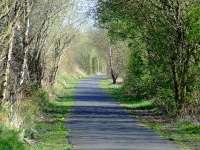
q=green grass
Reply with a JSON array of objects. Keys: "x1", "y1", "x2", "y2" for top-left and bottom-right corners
[
  {"x1": 100, "y1": 78, "x2": 200, "y2": 150},
  {"x1": 27, "y1": 75, "x2": 81, "y2": 150},
  {"x1": 28, "y1": 101, "x2": 73, "y2": 150},
  {"x1": 100, "y1": 78, "x2": 154, "y2": 110},
  {"x1": 145, "y1": 120, "x2": 200, "y2": 150},
  {"x1": 150, "y1": 121, "x2": 200, "y2": 141},
  {"x1": 0, "y1": 126, "x2": 25, "y2": 150}
]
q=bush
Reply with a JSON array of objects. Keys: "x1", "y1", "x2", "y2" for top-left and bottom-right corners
[{"x1": 153, "y1": 88, "x2": 177, "y2": 116}]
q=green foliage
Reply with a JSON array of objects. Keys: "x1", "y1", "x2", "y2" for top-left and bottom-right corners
[
  {"x1": 124, "y1": 42, "x2": 154, "y2": 98},
  {"x1": 96, "y1": 0, "x2": 200, "y2": 115},
  {"x1": 153, "y1": 88, "x2": 177, "y2": 116},
  {"x1": 186, "y1": 1, "x2": 200, "y2": 42}
]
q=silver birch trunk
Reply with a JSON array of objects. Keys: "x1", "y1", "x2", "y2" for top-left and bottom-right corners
[
  {"x1": 20, "y1": 0, "x2": 31, "y2": 90},
  {"x1": 0, "y1": 48, "x2": 8, "y2": 98},
  {"x1": 3, "y1": 26, "x2": 16, "y2": 102}
]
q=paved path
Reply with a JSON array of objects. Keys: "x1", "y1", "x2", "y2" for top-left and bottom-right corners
[{"x1": 67, "y1": 76, "x2": 182, "y2": 150}]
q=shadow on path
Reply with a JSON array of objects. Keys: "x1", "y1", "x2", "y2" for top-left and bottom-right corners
[{"x1": 67, "y1": 76, "x2": 182, "y2": 150}]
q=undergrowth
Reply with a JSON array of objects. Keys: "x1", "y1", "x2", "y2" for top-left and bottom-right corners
[{"x1": 0, "y1": 75, "x2": 82, "y2": 150}]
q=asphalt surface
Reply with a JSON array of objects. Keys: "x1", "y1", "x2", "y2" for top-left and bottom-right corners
[{"x1": 67, "y1": 76, "x2": 182, "y2": 150}]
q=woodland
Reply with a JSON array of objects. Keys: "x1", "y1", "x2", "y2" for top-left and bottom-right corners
[{"x1": 0, "y1": 0, "x2": 200, "y2": 149}]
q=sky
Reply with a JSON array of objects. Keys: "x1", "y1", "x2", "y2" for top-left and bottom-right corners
[
  {"x1": 63, "y1": 0, "x2": 97, "y2": 32},
  {"x1": 75, "y1": 0, "x2": 97, "y2": 31}
]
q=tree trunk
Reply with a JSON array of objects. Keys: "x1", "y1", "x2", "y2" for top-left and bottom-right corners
[
  {"x1": 109, "y1": 47, "x2": 117, "y2": 84},
  {"x1": 20, "y1": 0, "x2": 31, "y2": 96},
  {"x1": 111, "y1": 68, "x2": 117, "y2": 84},
  {"x1": 0, "y1": 48, "x2": 8, "y2": 99},
  {"x1": 3, "y1": 26, "x2": 16, "y2": 102},
  {"x1": 171, "y1": 60, "x2": 181, "y2": 110}
]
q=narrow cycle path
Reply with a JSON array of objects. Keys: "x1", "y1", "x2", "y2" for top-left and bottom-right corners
[{"x1": 67, "y1": 76, "x2": 182, "y2": 150}]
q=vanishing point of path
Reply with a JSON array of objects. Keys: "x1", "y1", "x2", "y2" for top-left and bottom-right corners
[{"x1": 67, "y1": 76, "x2": 182, "y2": 150}]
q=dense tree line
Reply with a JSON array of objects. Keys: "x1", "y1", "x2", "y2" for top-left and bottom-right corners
[
  {"x1": 96, "y1": 0, "x2": 200, "y2": 116},
  {"x1": 0, "y1": 0, "x2": 74, "y2": 128}
]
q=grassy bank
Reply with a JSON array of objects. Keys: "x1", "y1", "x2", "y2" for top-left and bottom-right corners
[
  {"x1": 100, "y1": 78, "x2": 200, "y2": 150},
  {"x1": 0, "y1": 75, "x2": 82, "y2": 150}
]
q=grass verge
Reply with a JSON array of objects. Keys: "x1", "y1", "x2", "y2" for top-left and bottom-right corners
[
  {"x1": 0, "y1": 75, "x2": 81, "y2": 150},
  {"x1": 27, "y1": 75, "x2": 81, "y2": 150},
  {"x1": 100, "y1": 78, "x2": 154, "y2": 110},
  {"x1": 100, "y1": 78, "x2": 200, "y2": 150}
]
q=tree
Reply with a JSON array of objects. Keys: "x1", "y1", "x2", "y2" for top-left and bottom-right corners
[
  {"x1": 96, "y1": 0, "x2": 200, "y2": 114},
  {"x1": 0, "y1": 0, "x2": 76, "y2": 128}
]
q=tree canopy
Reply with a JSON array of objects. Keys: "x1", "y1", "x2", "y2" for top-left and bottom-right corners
[{"x1": 96, "y1": 0, "x2": 200, "y2": 115}]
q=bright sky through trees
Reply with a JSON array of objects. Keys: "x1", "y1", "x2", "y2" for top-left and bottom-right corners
[{"x1": 63, "y1": 0, "x2": 97, "y2": 32}]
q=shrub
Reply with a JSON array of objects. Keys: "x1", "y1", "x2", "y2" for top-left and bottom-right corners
[{"x1": 153, "y1": 88, "x2": 177, "y2": 116}]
